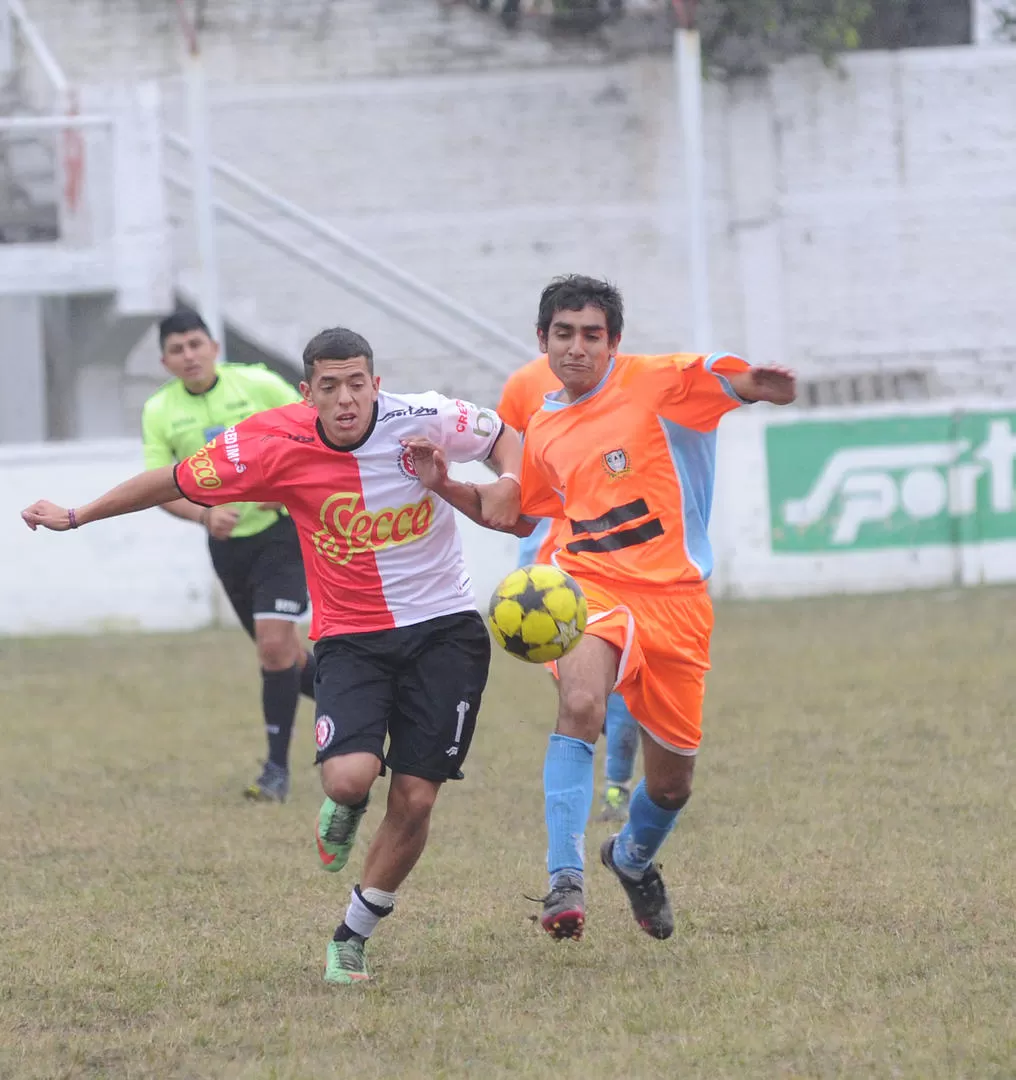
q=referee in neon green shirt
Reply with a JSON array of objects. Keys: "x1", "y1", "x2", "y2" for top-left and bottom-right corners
[{"x1": 142, "y1": 309, "x2": 314, "y2": 802}]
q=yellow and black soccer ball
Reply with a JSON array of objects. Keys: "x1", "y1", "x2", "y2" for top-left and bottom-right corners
[{"x1": 488, "y1": 563, "x2": 588, "y2": 663}]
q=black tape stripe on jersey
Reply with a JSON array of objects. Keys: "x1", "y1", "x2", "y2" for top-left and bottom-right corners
[
  {"x1": 570, "y1": 498, "x2": 650, "y2": 536},
  {"x1": 172, "y1": 461, "x2": 212, "y2": 508},
  {"x1": 565, "y1": 518, "x2": 664, "y2": 554}
]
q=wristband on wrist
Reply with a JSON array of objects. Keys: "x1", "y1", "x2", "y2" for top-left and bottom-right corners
[
  {"x1": 498, "y1": 472, "x2": 521, "y2": 486},
  {"x1": 68, "y1": 508, "x2": 78, "y2": 529}
]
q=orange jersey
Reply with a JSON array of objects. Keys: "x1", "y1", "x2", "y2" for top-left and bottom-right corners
[
  {"x1": 496, "y1": 356, "x2": 560, "y2": 432},
  {"x1": 519, "y1": 352, "x2": 750, "y2": 588},
  {"x1": 496, "y1": 356, "x2": 565, "y2": 566}
]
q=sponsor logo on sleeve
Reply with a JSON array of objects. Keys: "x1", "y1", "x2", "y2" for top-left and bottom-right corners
[
  {"x1": 473, "y1": 409, "x2": 498, "y2": 439},
  {"x1": 454, "y1": 399, "x2": 470, "y2": 433},
  {"x1": 223, "y1": 426, "x2": 246, "y2": 474},
  {"x1": 187, "y1": 447, "x2": 222, "y2": 489}
]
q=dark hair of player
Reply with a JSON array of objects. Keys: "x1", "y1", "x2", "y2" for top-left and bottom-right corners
[
  {"x1": 536, "y1": 274, "x2": 625, "y2": 342},
  {"x1": 302, "y1": 327, "x2": 375, "y2": 380},
  {"x1": 159, "y1": 308, "x2": 212, "y2": 350}
]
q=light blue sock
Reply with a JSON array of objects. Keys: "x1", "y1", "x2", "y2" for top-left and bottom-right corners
[
  {"x1": 543, "y1": 733, "x2": 596, "y2": 883},
  {"x1": 604, "y1": 694, "x2": 639, "y2": 787},
  {"x1": 613, "y1": 779, "x2": 682, "y2": 878}
]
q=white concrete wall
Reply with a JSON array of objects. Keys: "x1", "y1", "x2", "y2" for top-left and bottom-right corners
[
  {"x1": 159, "y1": 59, "x2": 737, "y2": 410},
  {"x1": 974, "y1": 0, "x2": 1016, "y2": 43},
  {"x1": 771, "y1": 49, "x2": 1016, "y2": 389},
  {"x1": 156, "y1": 46, "x2": 1016, "y2": 412},
  {"x1": 1, "y1": 444, "x2": 516, "y2": 636},
  {"x1": 14, "y1": 2, "x2": 1016, "y2": 424},
  {"x1": 2, "y1": 440, "x2": 214, "y2": 634}
]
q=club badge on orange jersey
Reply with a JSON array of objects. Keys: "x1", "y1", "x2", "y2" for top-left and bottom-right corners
[{"x1": 602, "y1": 448, "x2": 632, "y2": 479}]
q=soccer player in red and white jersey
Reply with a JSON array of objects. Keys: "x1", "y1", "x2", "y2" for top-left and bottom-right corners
[{"x1": 21, "y1": 326, "x2": 524, "y2": 986}]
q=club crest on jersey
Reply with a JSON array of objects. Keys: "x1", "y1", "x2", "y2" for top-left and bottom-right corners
[
  {"x1": 397, "y1": 446, "x2": 418, "y2": 480},
  {"x1": 315, "y1": 715, "x2": 335, "y2": 750},
  {"x1": 602, "y1": 448, "x2": 631, "y2": 479}
]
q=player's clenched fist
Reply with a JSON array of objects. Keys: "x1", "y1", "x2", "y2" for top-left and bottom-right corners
[
  {"x1": 730, "y1": 364, "x2": 797, "y2": 405},
  {"x1": 478, "y1": 478, "x2": 520, "y2": 531},
  {"x1": 21, "y1": 500, "x2": 71, "y2": 531}
]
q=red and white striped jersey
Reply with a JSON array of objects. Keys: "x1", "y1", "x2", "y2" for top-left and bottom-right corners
[{"x1": 174, "y1": 392, "x2": 503, "y2": 637}]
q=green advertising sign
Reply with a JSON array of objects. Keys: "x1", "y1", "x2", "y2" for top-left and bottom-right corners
[{"x1": 766, "y1": 412, "x2": 1016, "y2": 553}]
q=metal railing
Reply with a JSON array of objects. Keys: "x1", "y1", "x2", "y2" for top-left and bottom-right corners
[
  {"x1": 0, "y1": 112, "x2": 114, "y2": 246},
  {"x1": 5, "y1": 0, "x2": 67, "y2": 109},
  {"x1": 165, "y1": 131, "x2": 533, "y2": 375},
  {"x1": 0, "y1": 1, "x2": 117, "y2": 248}
]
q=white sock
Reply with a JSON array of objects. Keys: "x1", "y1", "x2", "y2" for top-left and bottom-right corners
[{"x1": 343, "y1": 885, "x2": 396, "y2": 939}]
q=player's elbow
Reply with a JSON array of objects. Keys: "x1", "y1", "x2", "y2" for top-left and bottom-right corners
[{"x1": 488, "y1": 424, "x2": 523, "y2": 469}]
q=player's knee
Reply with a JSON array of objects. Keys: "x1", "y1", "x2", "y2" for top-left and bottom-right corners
[
  {"x1": 256, "y1": 622, "x2": 298, "y2": 670},
  {"x1": 320, "y1": 759, "x2": 375, "y2": 807},
  {"x1": 388, "y1": 777, "x2": 440, "y2": 826},
  {"x1": 557, "y1": 686, "x2": 606, "y2": 741},
  {"x1": 322, "y1": 774, "x2": 373, "y2": 807},
  {"x1": 646, "y1": 780, "x2": 692, "y2": 811}
]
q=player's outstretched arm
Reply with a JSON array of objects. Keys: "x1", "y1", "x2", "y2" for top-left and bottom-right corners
[
  {"x1": 728, "y1": 365, "x2": 797, "y2": 405},
  {"x1": 21, "y1": 465, "x2": 182, "y2": 532},
  {"x1": 400, "y1": 437, "x2": 534, "y2": 537},
  {"x1": 479, "y1": 425, "x2": 523, "y2": 530}
]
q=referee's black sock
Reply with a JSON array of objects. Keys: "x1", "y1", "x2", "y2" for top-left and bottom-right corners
[
  {"x1": 262, "y1": 665, "x2": 301, "y2": 770},
  {"x1": 298, "y1": 651, "x2": 316, "y2": 700}
]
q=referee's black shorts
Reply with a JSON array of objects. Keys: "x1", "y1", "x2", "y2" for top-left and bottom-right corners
[
  {"x1": 312, "y1": 611, "x2": 491, "y2": 783},
  {"x1": 207, "y1": 515, "x2": 309, "y2": 636}
]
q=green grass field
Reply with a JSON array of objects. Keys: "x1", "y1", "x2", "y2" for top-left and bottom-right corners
[{"x1": 1, "y1": 588, "x2": 1014, "y2": 1079}]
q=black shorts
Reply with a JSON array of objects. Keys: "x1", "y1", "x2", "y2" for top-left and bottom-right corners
[
  {"x1": 313, "y1": 611, "x2": 491, "y2": 783},
  {"x1": 208, "y1": 515, "x2": 308, "y2": 637}
]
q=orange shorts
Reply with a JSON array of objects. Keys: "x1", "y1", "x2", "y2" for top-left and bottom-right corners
[{"x1": 580, "y1": 578, "x2": 714, "y2": 754}]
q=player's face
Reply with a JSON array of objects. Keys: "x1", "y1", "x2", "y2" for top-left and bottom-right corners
[
  {"x1": 539, "y1": 305, "x2": 619, "y2": 401},
  {"x1": 161, "y1": 330, "x2": 219, "y2": 392},
  {"x1": 303, "y1": 357, "x2": 380, "y2": 446}
]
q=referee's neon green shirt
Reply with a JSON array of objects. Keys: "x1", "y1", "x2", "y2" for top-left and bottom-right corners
[{"x1": 141, "y1": 363, "x2": 301, "y2": 538}]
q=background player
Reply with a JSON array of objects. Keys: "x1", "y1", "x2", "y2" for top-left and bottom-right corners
[
  {"x1": 144, "y1": 309, "x2": 314, "y2": 802},
  {"x1": 497, "y1": 356, "x2": 640, "y2": 822},
  {"x1": 22, "y1": 326, "x2": 524, "y2": 987}
]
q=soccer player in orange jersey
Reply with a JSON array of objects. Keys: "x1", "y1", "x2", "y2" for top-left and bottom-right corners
[
  {"x1": 408, "y1": 274, "x2": 795, "y2": 943},
  {"x1": 497, "y1": 356, "x2": 642, "y2": 823},
  {"x1": 520, "y1": 275, "x2": 795, "y2": 941}
]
